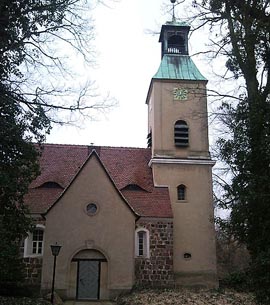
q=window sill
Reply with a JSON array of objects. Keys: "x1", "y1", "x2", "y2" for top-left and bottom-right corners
[
  {"x1": 135, "y1": 255, "x2": 150, "y2": 259},
  {"x1": 176, "y1": 200, "x2": 188, "y2": 203},
  {"x1": 24, "y1": 254, "x2": 43, "y2": 258}
]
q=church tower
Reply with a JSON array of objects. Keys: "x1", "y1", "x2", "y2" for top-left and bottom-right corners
[{"x1": 146, "y1": 18, "x2": 217, "y2": 287}]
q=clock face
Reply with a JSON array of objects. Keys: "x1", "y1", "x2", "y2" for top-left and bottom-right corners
[{"x1": 173, "y1": 88, "x2": 188, "y2": 100}]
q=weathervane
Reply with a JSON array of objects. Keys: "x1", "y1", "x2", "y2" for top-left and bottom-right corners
[{"x1": 170, "y1": 0, "x2": 176, "y2": 22}]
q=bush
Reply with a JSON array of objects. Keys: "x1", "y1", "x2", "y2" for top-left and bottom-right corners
[
  {"x1": 220, "y1": 270, "x2": 251, "y2": 292},
  {"x1": 0, "y1": 282, "x2": 40, "y2": 297},
  {"x1": 250, "y1": 251, "x2": 270, "y2": 304}
]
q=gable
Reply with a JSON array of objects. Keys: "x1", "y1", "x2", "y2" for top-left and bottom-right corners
[
  {"x1": 42, "y1": 150, "x2": 137, "y2": 294},
  {"x1": 24, "y1": 144, "x2": 172, "y2": 218},
  {"x1": 45, "y1": 150, "x2": 137, "y2": 218}
]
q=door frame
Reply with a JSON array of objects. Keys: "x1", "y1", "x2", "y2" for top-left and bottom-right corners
[{"x1": 75, "y1": 259, "x2": 105, "y2": 300}]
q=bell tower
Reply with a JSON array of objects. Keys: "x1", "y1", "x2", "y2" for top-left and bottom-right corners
[
  {"x1": 159, "y1": 21, "x2": 189, "y2": 57},
  {"x1": 146, "y1": 14, "x2": 217, "y2": 287}
]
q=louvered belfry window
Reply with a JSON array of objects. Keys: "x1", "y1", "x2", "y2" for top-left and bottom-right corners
[
  {"x1": 174, "y1": 120, "x2": 189, "y2": 147},
  {"x1": 147, "y1": 131, "x2": 152, "y2": 148},
  {"x1": 167, "y1": 34, "x2": 186, "y2": 55}
]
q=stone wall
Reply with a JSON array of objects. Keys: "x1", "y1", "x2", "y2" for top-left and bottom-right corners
[
  {"x1": 23, "y1": 257, "x2": 43, "y2": 284},
  {"x1": 22, "y1": 217, "x2": 45, "y2": 285},
  {"x1": 135, "y1": 218, "x2": 174, "y2": 287}
]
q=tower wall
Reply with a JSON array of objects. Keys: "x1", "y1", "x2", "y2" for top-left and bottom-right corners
[
  {"x1": 148, "y1": 78, "x2": 217, "y2": 288},
  {"x1": 148, "y1": 80, "x2": 210, "y2": 159},
  {"x1": 152, "y1": 162, "x2": 217, "y2": 287}
]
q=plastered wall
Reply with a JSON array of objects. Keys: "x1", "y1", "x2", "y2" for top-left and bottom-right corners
[
  {"x1": 148, "y1": 78, "x2": 217, "y2": 287},
  {"x1": 41, "y1": 154, "x2": 136, "y2": 299}
]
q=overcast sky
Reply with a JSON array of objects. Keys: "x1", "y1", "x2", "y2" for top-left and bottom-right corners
[{"x1": 46, "y1": 0, "x2": 217, "y2": 148}]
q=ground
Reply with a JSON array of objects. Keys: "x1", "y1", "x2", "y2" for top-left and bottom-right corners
[
  {"x1": 116, "y1": 289, "x2": 256, "y2": 305},
  {"x1": 0, "y1": 289, "x2": 256, "y2": 305},
  {"x1": 0, "y1": 297, "x2": 50, "y2": 305}
]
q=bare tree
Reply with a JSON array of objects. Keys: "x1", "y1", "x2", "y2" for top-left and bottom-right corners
[
  {"x1": 0, "y1": 0, "x2": 116, "y2": 286},
  {"x1": 164, "y1": 0, "x2": 270, "y2": 301}
]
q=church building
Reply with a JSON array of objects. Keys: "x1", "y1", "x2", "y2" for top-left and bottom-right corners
[{"x1": 22, "y1": 19, "x2": 217, "y2": 301}]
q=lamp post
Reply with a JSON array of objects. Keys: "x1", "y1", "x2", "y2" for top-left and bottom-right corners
[{"x1": 50, "y1": 243, "x2": 62, "y2": 304}]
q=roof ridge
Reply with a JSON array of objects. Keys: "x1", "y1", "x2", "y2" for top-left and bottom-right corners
[
  {"x1": 42, "y1": 143, "x2": 150, "y2": 150},
  {"x1": 43, "y1": 143, "x2": 88, "y2": 148},
  {"x1": 101, "y1": 146, "x2": 149, "y2": 150}
]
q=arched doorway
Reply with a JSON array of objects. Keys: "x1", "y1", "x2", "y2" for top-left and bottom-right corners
[{"x1": 70, "y1": 249, "x2": 108, "y2": 300}]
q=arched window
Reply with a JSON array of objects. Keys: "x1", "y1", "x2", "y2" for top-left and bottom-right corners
[
  {"x1": 177, "y1": 184, "x2": 186, "y2": 200},
  {"x1": 174, "y1": 120, "x2": 189, "y2": 147},
  {"x1": 39, "y1": 181, "x2": 63, "y2": 189},
  {"x1": 122, "y1": 184, "x2": 144, "y2": 191},
  {"x1": 135, "y1": 228, "x2": 150, "y2": 258},
  {"x1": 168, "y1": 35, "x2": 185, "y2": 54}
]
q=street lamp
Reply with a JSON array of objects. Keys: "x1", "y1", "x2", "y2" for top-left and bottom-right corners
[{"x1": 50, "y1": 243, "x2": 62, "y2": 304}]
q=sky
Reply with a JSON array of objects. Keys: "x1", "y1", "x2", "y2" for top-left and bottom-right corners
[{"x1": 46, "y1": 0, "x2": 217, "y2": 148}]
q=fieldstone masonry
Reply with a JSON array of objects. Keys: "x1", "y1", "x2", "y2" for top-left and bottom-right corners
[
  {"x1": 135, "y1": 219, "x2": 174, "y2": 287},
  {"x1": 22, "y1": 219, "x2": 174, "y2": 287},
  {"x1": 23, "y1": 218, "x2": 44, "y2": 284},
  {"x1": 23, "y1": 257, "x2": 43, "y2": 284}
]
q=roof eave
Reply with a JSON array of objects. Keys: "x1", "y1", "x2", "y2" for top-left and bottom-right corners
[{"x1": 152, "y1": 77, "x2": 208, "y2": 83}]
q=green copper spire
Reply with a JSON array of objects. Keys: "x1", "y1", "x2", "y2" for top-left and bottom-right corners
[{"x1": 153, "y1": 54, "x2": 207, "y2": 81}]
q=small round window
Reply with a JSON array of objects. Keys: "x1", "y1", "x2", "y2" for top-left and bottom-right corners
[
  {"x1": 184, "y1": 252, "x2": 192, "y2": 260},
  {"x1": 86, "y1": 203, "x2": 98, "y2": 216}
]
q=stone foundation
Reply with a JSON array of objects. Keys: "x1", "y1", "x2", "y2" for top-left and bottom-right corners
[
  {"x1": 23, "y1": 257, "x2": 43, "y2": 284},
  {"x1": 135, "y1": 218, "x2": 174, "y2": 287},
  {"x1": 174, "y1": 271, "x2": 218, "y2": 289}
]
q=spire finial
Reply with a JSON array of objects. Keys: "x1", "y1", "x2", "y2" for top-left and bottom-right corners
[{"x1": 170, "y1": 0, "x2": 176, "y2": 22}]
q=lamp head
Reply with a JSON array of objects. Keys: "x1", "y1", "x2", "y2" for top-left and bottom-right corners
[{"x1": 50, "y1": 243, "x2": 62, "y2": 256}]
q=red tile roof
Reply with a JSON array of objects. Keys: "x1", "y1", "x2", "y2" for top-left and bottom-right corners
[
  {"x1": 121, "y1": 188, "x2": 172, "y2": 218},
  {"x1": 30, "y1": 144, "x2": 88, "y2": 189},
  {"x1": 100, "y1": 147, "x2": 153, "y2": 192},
  {"x1": 25, "y1": 144, "x2": 172, "y2": 218},
  {"x1": 24, "y1": 187, "x2": 63, "y2": 214}
]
